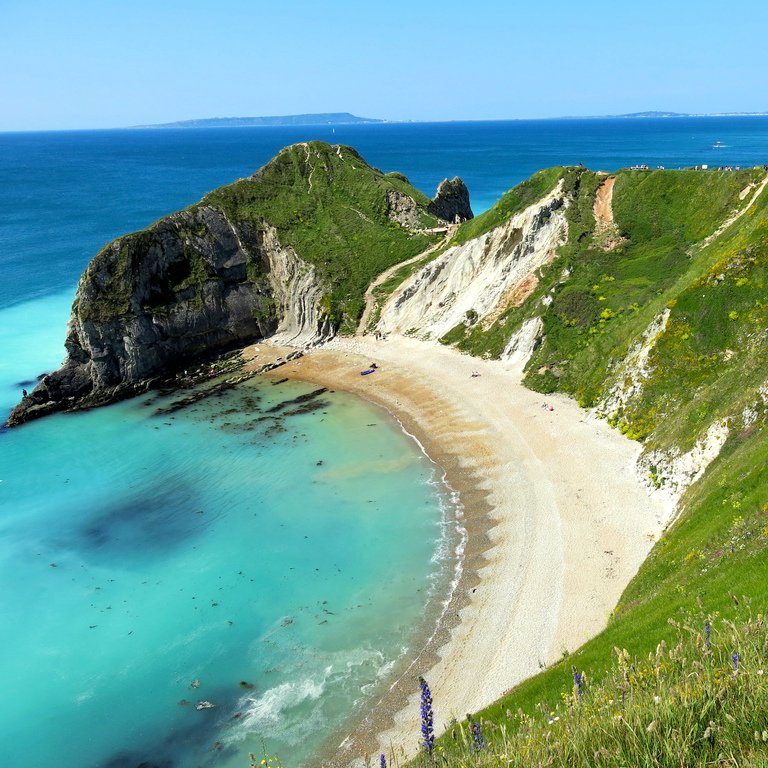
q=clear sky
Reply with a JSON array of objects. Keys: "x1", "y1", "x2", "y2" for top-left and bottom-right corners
[{"x1": 1, "y1": 0, "x2": 767, "y2": 131}]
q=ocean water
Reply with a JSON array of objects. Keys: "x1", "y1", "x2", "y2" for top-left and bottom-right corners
[
  {"x1": 0, "y1": 374, "x2": 456, "y2": 768},
  {"x1": 2, "y1": 117, "x2": 768, "y2": 767}
]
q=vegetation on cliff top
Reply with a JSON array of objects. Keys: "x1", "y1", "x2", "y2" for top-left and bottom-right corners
[
  {"x1": 204, "y1": 141, "x2": 439, "y2": 331},
  {"x1": 452, "y1": 166, "x2": 565, "y2": 245},
  {"x1": 79, "y1": 142, "x2": 439, "y2": 332},
  {"x1": 442, "y1": 166, "x2": 765, "y2": 451}
]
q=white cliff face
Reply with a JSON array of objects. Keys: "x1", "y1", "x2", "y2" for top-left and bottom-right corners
[
  {"x1": 377, "y1": 181, "x2": 568, "y2": 339},
  {"x1": 596, "y1": 309, "x2": 672, "y2": 419},
  {"x1": 593, "y1": 308, "x2": 732, "y2": 512},
  {"x1": 502, "y1": 316, "x2": 544, "y2": 371},
  {"x1": 742, "y1": 383, "x2": 768, "y2": 428},
  {"x1": 638, "y1": 419, "x2": 731, "y2": 512},
  {"x1": 262, "y1": 224, "x2": 333, "y2": 347}
]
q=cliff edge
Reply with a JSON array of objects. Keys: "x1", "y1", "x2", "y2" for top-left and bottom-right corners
[{"x1": 8, "y1": 142, "x2": 468, "y2": 426}]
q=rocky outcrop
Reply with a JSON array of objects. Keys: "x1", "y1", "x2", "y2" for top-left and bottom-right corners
[
  {"x1": 386, "y1": 189, "x2": 423, "y2": 229},
  {"x1": 377, "y1": 182, "x2": 567, "y2": 340},
  {"x1": 6, "y1": 207, "x2": 328, "y2": 427},
  {"x1": 638, "y1": 419, "x2": 730, "y2": 509},
  {"x1": 427, "y1": 177, "x2": 474, "y2": 223},
  {"x1": 596, "y1": 309, "x2": 671, "y2": 420}
]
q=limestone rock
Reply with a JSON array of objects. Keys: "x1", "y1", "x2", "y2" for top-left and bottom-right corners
[
  {"x1": 427, "y1": 177, "x2": 474, "y2": 223},
  {"x1": 378, "y1": 181, "x2": 567, "y2": 340},
  {"x1": 6, "y1": 207, "x2": 329, "y2": 427}
]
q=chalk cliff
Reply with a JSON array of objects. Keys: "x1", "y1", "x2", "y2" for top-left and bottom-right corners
[{"x1": 377, "y1": 181, "x2": 566, "y2": 339}]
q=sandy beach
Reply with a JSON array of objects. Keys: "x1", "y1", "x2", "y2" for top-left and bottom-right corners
[{"x1": 243, "y1": 335, "x2": 672, "y2": 764}]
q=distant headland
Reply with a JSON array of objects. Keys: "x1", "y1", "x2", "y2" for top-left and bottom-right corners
[
  {"x1": 134, "y1": 112, "x2": 383, "y2": 129},
  {"x1": 559, "y1": 109, "x2": 768, "y2": 119}
]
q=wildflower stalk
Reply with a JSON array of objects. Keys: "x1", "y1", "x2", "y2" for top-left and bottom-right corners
[
  {"x1": 471, "y1": 721, "x2": 486, "y2": 750},
  {"x1": 418, "y1": 676, "x2": 435, "y2": 758},
  {"x1": 572, "y1": 666, "x2": 584, "y2": 701}
]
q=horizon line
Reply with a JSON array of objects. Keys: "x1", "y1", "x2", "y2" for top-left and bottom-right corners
[{"x1": 4, "y1": 110, "x2": 768, "y2": 134}]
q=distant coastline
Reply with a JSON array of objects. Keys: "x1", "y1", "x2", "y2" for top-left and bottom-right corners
[
  {"x1": 557, "y1": 110, "x2": 768, "y2": 120},
  {"x1": 5, "y1": 110, "x2": 768, "y2": 134},
  {"x1": 133, "y1": 112, "x2": 383, "y2": 129},
  {"x1": 131, "y1": 110, "x2": 768, "y2": 131}
]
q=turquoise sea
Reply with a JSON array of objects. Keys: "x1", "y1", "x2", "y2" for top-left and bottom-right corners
[{"x1": 2, "y1": 118, "x2": 768, "y2": 767}]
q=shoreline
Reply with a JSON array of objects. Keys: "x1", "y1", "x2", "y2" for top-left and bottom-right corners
[{"x1": 243, "y1": 335, "x2": 673, "y2": 765}]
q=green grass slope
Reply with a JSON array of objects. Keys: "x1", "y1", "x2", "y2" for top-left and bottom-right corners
[
  {"x1": 204, "y1": 141, "x2": 439, "y2": 332},
  {"x1": 407, "y1": 166, "x2": 768, "y2": 766},
  {"x1": 452, "y1": 166, "x2": 565, "y2": 246},
  {"x1": 409, "y1": 609, "x2": 768, "y2": 768}
]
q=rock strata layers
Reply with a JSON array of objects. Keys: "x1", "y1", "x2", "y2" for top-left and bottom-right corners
[{"x1": 378, "y1": 181, "x2": 567, "y2": 339}]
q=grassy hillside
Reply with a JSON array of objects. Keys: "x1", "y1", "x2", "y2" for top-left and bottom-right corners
[
  {"x1": 204, "y1": 141, "x2": 439, "y2": 332},
  {"x1": 77, "y1": 142, "x2": 439, "y2": 335},
  {"x1": 407, "y1": 166, "x2": 768, "y2": 766},
  {"x1": 408, "y1": 608, "x2": 768, "y2": 768}
]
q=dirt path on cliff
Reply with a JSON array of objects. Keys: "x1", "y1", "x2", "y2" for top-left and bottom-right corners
[
  {"x1": 356, "y1": 228, "x2": 455, "y2": 335},
  {"x1": 594, "y1": 175, "x2": 616, "y2": 234}
]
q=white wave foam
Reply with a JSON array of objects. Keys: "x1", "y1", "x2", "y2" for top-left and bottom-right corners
[
  {"x1": 223, "y1": 643, "x2": 400, "y2": 754},
  {"x1": 239, "y1": 668, "x2": 330, "y2": 731},
  {"x1": 356, "y1": 416, "x2": 469, "y2": 704}
]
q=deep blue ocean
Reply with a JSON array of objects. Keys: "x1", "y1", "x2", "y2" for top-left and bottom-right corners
[{"x1": 1, "y1": 117, "x2": 767, "y2": 768}]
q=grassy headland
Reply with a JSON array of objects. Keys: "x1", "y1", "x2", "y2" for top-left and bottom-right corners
[
  {"x1": 399, "y1": 164, "x2": 768, "y2": 766},
  {"x1": 80, "y1": 142, "x2": 440, "y2": 333},
  {"x1": 204, "y1": 142, "x2": 440, "y2": 332}
]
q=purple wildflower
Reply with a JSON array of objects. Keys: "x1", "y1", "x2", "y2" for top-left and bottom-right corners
[
  {"x1": 572, "y1": 667, "x2": 584, "y2": 700},
  {"x1": 732, "y1": 652, "x2": 740, "y2": 670},
  {"x1": 418, "y1": 676, "x2": 435, "y2": 757},
  {"x1": 379, "y1": 754, "x2": 386, "y2": 768},
  {"x1": 705, "y1": 620, "x2": 711, "y2": 649},
  {"x1": 471, "y1": 721, "x2": 486, "y2": 750}
]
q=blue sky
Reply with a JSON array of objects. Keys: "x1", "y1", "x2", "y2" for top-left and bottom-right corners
[{"x1": 1, "y1": 0, "x2": 767, "y2": 130}]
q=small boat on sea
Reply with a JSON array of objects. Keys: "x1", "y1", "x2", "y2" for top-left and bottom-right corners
[{"x1": 713, "y1": 140, "x2": 724, "y2": 148}]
